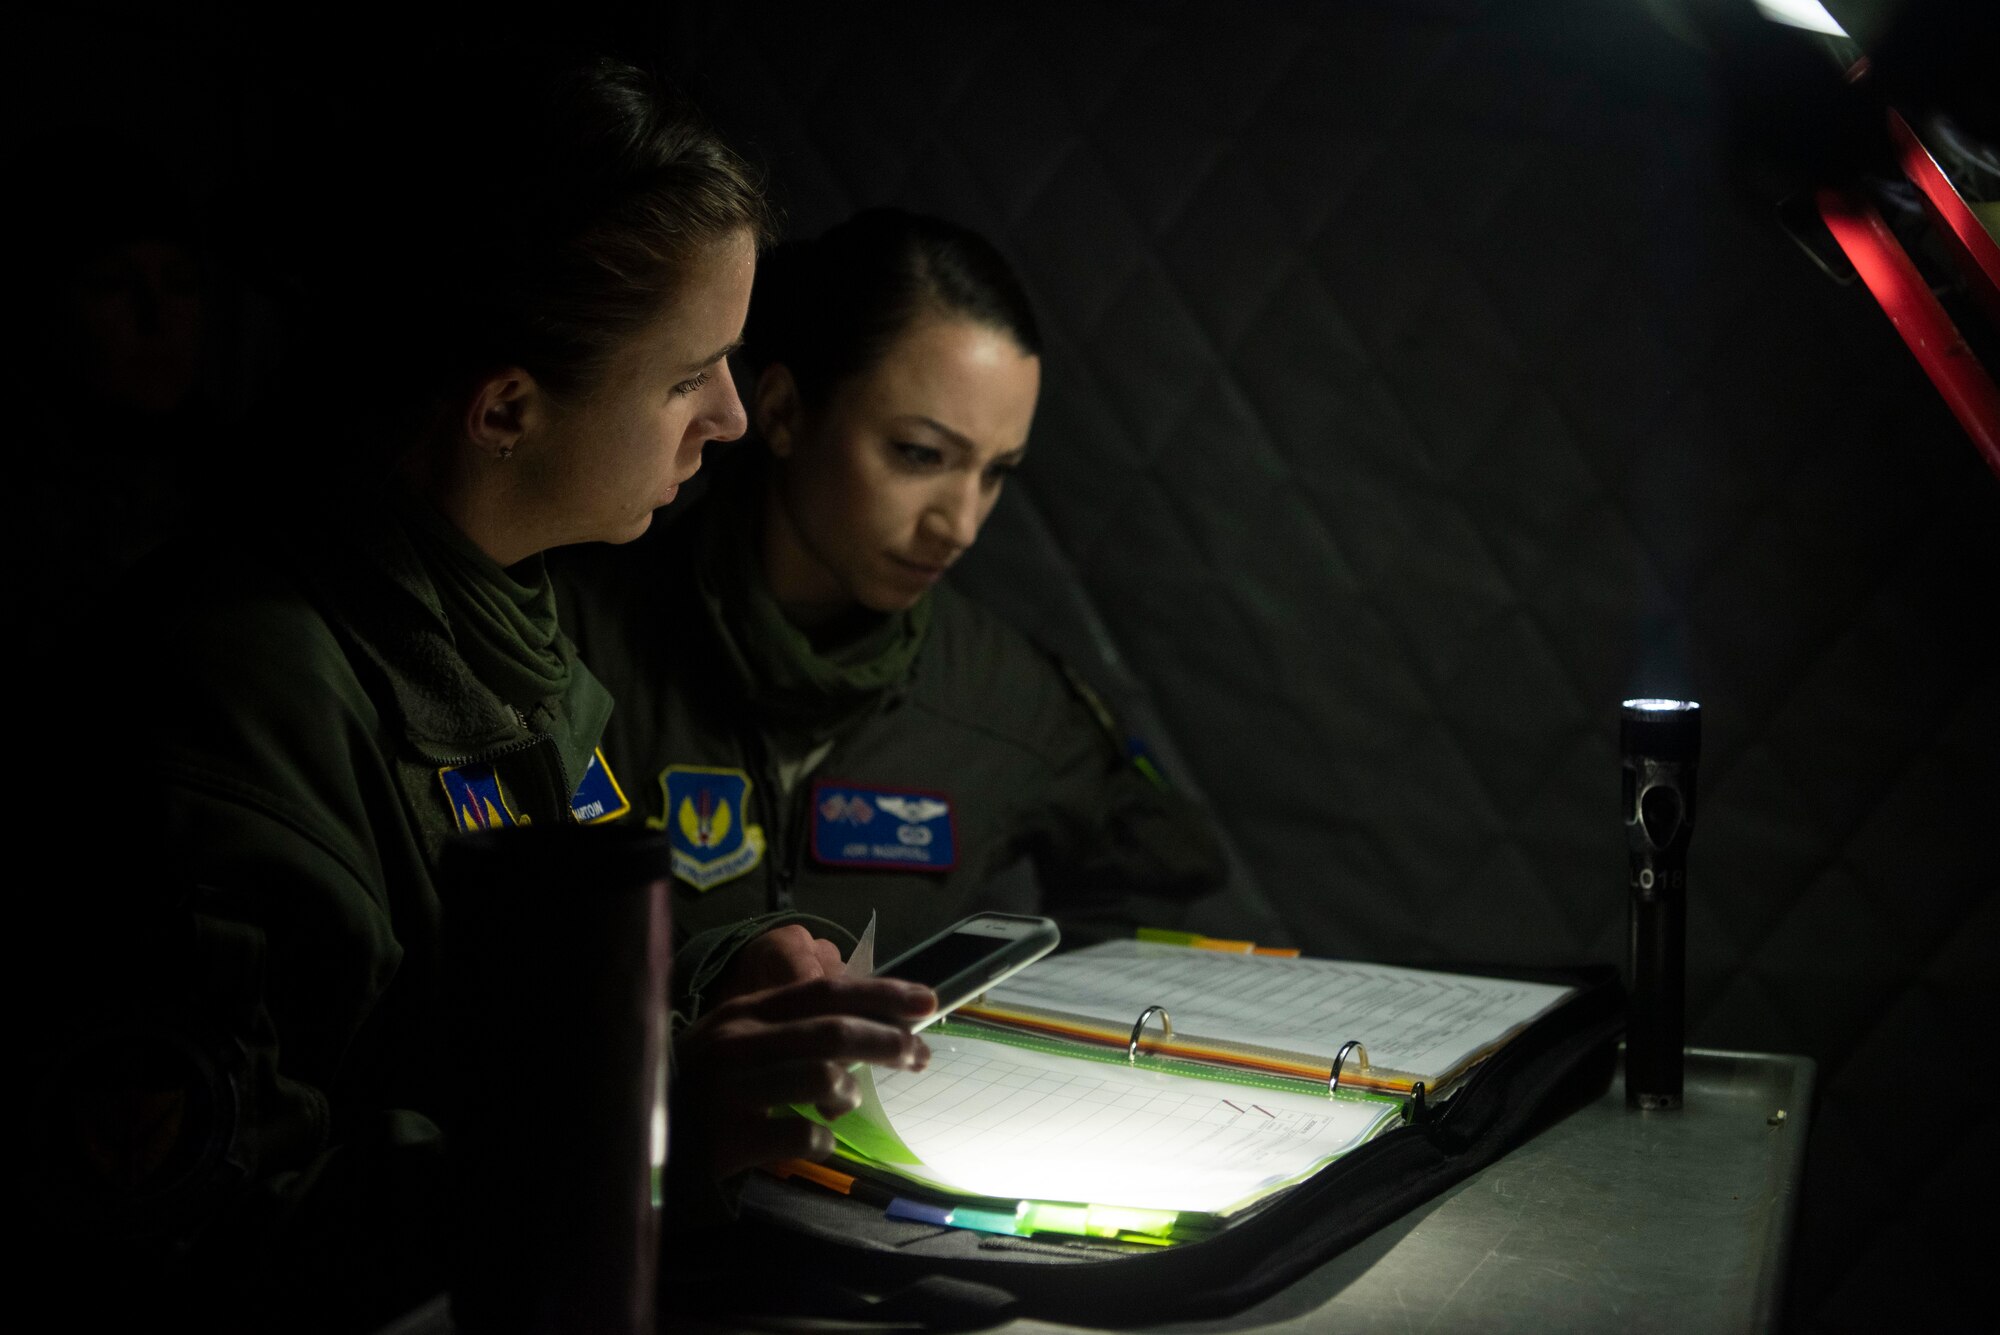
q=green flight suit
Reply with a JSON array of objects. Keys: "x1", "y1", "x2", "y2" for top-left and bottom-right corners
[
  {"x1": 50, "y1": 495, "x2": 615, "y2": 1329},
  {"x1": 553, "y1": 457, "x2": 1227, "y2": 1006}
]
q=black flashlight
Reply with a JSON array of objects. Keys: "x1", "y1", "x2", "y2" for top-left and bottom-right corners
[{"x1": 1621, "y1": 698, "x2": 1699, "y2": 1110}]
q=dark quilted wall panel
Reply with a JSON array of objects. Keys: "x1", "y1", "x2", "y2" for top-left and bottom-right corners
[{"x1": 652, "y1": 0, "x2": 1997, "y2": 1323}]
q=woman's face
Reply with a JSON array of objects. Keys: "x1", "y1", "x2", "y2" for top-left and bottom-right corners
[
  {"x1": 763, "y1": 314, "x2": 1041, "y2": 619},
  {"x1": 520, "y1": 228, "x2": 756, "y2": 549}
]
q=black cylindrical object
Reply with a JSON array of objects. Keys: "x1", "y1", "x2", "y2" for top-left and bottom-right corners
[
  {"x1": 440, "y1": 824, "x2": 673, "y2": 1335},
  {"x1": 1621, "y1": 699, "x2": 1699, "y2": 1111}
]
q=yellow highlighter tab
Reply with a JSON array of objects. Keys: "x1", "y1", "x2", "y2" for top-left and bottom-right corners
[
  {"x1": 1018, "y1": 1201, "x2": 1181, "y2": 1239},
  {"x1": 1136, "y1": 927, "x2": 1299, "y2": 957}
]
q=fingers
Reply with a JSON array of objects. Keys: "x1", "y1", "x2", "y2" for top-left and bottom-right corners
[
  {"x1": 711, "y1": 926, "x2": 851, "y2": 1003},
  {"x1": 733, "y1": 975, "x2": 937, "y2": 1024},
  {"x1": 703, "y1": 1013, "x2": 929, "y2": 1073},
  {"x1": 677, "y1": 974, "x2": 944, "y2": 1184},
  {"x1": 712, "y1": 1058, "x2": 864, "y2": 1118},
  {"x1": 759, "y1": 923, "x2": 827, "y2": 965},
  {"x1": 753, "y1": 924, "x2": 837, "y2": 983}
]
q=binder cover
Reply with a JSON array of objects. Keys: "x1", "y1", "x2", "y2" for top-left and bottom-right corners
[{"x1": 668, "y1": 964, "x2": 1622, "y2": 1328}]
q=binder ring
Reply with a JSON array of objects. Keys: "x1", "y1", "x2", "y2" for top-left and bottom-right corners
[
  {"x1": 1127, "y1": 1005, "x2": 1173, "y2": 1063},
  {"x1": 1328, "y1": 1039, "x2": 1369, "y2": 1095}
]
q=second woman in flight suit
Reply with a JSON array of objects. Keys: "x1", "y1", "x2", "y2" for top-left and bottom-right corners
[{"x1": 557, "y1": 208, "x2": 1227, "y2": 1008}]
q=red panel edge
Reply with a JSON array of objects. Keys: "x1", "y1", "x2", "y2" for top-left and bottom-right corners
[
  {"x1": 1888, "y1": 109, "x2": 2000, "y2": 326},
  {"x1": 1815, "y1": 186, "x2": 2000, "y2": 481}
]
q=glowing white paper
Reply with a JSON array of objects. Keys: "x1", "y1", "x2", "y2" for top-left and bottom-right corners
[{"x1": 849, "y1": 1029, "x2": 1398, "y2": 1213}]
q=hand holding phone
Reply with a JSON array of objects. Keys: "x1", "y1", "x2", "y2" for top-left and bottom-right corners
[
  {"x1": 673, "y1": 973, "x2": 936, "y2": 1178},
  {"x1": 872, "y1": 912, "x2": 1060, "y2": 1031}
]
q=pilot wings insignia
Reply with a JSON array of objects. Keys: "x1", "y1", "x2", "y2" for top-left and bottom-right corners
[
  {"x1": 809, "y1": 781, "x2": 957, "y2": 871},
  {"x1": 877, "y1": 796, "x2": 948, "y2": 823}
]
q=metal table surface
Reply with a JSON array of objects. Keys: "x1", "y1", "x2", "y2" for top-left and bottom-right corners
[{"x1": 1003, "y1": 1046, "x2": 1813, "y2": 1335}]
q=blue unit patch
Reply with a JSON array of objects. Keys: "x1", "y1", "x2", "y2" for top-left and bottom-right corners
[
  {"x1": 651, "y1": 766, "x2": 766, "y2": 891},
  {"x1": 440, "y1": 748, "x2": 632, "y2": 831},
  {"x1": 570, "y1": 748, "x2": 631, "y2": 825},
  {"x1": 439, "y1": 764, "x2": 522, "y2": 831},
  {"x1": 811, "y1": 780, "x2": 957, "y2": 872}
]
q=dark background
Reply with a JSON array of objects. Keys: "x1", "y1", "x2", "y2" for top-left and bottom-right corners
[{"x1": 11, "y1": 0, "x2": 1993, "y2": 1327}]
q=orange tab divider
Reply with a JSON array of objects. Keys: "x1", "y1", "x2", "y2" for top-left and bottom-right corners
[{"x1": 768, "y1": 1158, "x2": 858, "y2": 1195}]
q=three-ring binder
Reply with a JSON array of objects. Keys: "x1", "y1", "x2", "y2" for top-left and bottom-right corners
[
  {"x1": 1125, "y1": 1009, "x2": 1377, "y2": 1104},
  {"x1": 1328, "y1": 1039, "x2": 1369, "y2": 1095},
  {"x1": 1127, "y1": 1005, "x2": 1172, "y2": 1062}
]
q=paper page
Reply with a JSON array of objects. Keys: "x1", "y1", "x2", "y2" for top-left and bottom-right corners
[
  {"x1": 984, "y1": 940, "x2": 1571, "y2": 1081},
  {"x1": 839, "y1": 1028, "x2": 1399, "y2": 1214},
  {"x1": 848, "y1": 911, "x2": 878, "y2": 977},
  {"x1": 832, "y1": 913, "x2": 928, "y2": 1166}
]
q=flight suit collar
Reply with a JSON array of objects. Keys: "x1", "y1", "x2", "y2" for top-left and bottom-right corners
[
  {"x1": 693, "y1": 455, "x2": 929, "y2": 749},
  {"x1": 298, "y1": 492, "x2": 612, "y2": 796}
]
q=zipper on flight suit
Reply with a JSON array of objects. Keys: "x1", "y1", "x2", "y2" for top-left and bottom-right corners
[
  {"x1": 744, "y1": 731, "x2": 793, "y2": 912},
  {"x1": 746, "y1": 731, "x2": 829, "y2": 912},
  {"x1": 779, "y1": 770, "x2": 820, "y2": 904},
  {"x1": 431, "y1": 710, "x2": 575, "y2": 826},
  {"x1": 501, "y1": 705, "x2": 583, "y2": 820}
]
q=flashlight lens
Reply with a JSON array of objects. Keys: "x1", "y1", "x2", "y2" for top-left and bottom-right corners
[{"x1": 1622, "y1": 699, "x2": 1702, "y2": 768}]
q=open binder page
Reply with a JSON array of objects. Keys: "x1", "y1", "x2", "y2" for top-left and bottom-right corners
[
  {"x1": 839, "y1": 1028, "x2": 1401, "y2": 1215},
  {"x1": 978, "y1": 940, "x2": 1573, "y2": 1085}
]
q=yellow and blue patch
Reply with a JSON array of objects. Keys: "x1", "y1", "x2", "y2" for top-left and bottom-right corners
[
  {"x1": 438, "y1": 748, "x2": 630, "y2": 831},
  {"x1": 651, "y1": 765, "x2": 766, "y2": 891},
  {"x1": 439, "y1": 764, "x2": 522, "y2": 831},
  {"x1": 569, "y1": 749, "x2": 632, "y2": 825},
  {"x1": 811, "y1": 780, "x2": 957, "y2": 872}
]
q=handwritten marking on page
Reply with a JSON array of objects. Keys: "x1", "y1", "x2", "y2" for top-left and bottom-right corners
[{"x1": 853, "y1": 1029, "x2": 1397, "y2": 1213}]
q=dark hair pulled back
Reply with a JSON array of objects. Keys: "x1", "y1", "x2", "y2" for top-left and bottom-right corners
[
  {"x1": 301, "y1": 57, "x2": 774, "y2": 441},
  {"x1": 744, "y1": 207, "x2": 1040, "y2": 407}
]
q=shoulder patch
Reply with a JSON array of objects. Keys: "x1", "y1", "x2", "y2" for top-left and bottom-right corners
[
  {"x1": 570, "y1": 748, "x2": 631, "y2": 825},
  {"x1": 439, "y1": 764, "x2": 525, "y2": 831},
  {"x1": 810, "y1": 780, "x2": 958, "y2": 872},
  {"x1": 651, "y1": 765, "x2": 766, "y2": 891},
  {"x1": 441, "y1": 749, "x2": 632, "y2": 831},
  {"x1": 1056, "y1": 659, "x2": 1123, "y2": 744},
  {"x1": 1057, "y1": 659, "x2": 1172, "y2": 790}
]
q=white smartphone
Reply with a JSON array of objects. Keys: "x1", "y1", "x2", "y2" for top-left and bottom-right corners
[{"x1": 874, "y1": 912, "x2": 1061, "y2": 1031}]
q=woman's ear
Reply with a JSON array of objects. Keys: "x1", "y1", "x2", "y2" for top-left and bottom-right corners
[
  {"x1": 753, "y1": 363, "x2": 803, "y2": 459},
  {"x1": 465, "y1": 368, "x2": 538, "y2": 460}
]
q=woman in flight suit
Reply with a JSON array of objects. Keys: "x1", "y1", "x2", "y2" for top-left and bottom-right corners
[
  {"x1": 44, "y1": 63, "x2": 931, "y2": 1330},
  {"x1": 557, "y1": 208, "x2": 1227, "y2": 1008}
]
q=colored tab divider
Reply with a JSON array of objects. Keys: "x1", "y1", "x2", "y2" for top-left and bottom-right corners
[
  {"x1": 769, "y1": 1159, "x2": 1194, "y2": 1245},
  {"x1": 1018, "y1": 1201, "x2": 1180, "y2": 1240},
  {"x1": 887, "y1": 1198, "x2": 1021, "y2": 1236},
  {"x1": 888, "y1": 1197, "x2": 1185, "y2": 1246},
  {"x1": 766, "y1": 1157, "x2": 890, "y2": 1204},
  {"x1": 1136, "y1": 927, "x2": 1300, "y2": 957}
]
